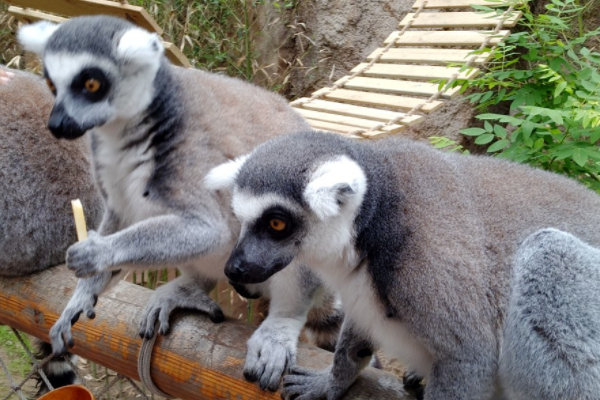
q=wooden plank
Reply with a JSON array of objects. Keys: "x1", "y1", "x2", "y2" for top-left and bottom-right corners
[
  {"x1": 8, "y1": 6, "x2": 67, "y2": 23},
  {"x1": 413, "y1": 0, "x2": 515, "y2": 8},
  {"x1": 351, "y1": 63, "x2": 479, "y2": 80},
  {"x1": 305, "y1": 118, "x2": 388, "y2": 136},
  {"x1": 9, "y1": 7, "x2": 191, "y2": 68},
  {"x1": 313, "y1": 88, "x2": 444, "y2": 113},
  {"x1": 296, "y1": 108, "x2": 405, "y2": 134},
  {"x1": 368, "y1": 48, "x2": 491, "y2": 65},
  {"x1": 384, "y1": 30, "x2": 510, "y2": 46},
  {"x1": 295, "y1": 98, "x2": 422, "y2": 125},
  {"x1": 163, "y1": 42, "x2": 191, "y2": 68},
  {"x1": 0, "y1": 265, "x2": 414, "y2": 400},
  {"x1": 3, "y1": 0, "x2": 163, "y2": 34},
  {"x1": 400, "y1": 11, "x2": 521, "y2": 28},
  {"x1": 340, "y1": 76, "x2": 461, "y2": 99}
]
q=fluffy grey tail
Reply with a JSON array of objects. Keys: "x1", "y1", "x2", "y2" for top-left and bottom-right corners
[
  {"x1": 34, "y1": 339, "x2": 79, "y2": 397},
  {"x1": 501, "y1": 229, "x2": 600, "y2": 400}
]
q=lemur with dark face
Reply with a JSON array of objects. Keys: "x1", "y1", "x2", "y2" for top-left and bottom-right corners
[
  {"x1": 17, "y1": 17, "x2": 343, "y2": 392},
  {"x1": 207, "y1": 130, "x2": 600, "y2": 400}
]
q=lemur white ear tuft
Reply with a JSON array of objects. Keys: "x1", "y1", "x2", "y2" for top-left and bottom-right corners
[
  {"x1": 17, "y1": 21, "x2": 59, "y2": 55},
  {"x1": 117, "y1": 28, "x2": 164, "y2": 68},
  {"x1": 304, "y1": 156, "x2": 367, "y2": 220},
  {"x1": 204, "y1": 155, "x2": 249, "y2": 192}
]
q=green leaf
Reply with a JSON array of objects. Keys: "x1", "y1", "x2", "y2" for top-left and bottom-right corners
[
  {"x1": 573, "y1": 149, "x2": 588, "y2": 167},
  {"x1": 522, "y1": 121, "x2": 535, "y2": 140},
  {"x1": 533, "y1": 138, "x2": 545, "y2": 150},
  {"x1": 494, "y1": 124, "x2": 507, "y2": 139},
  {"x1": 554, "y1": 81, "x2": 567, "y2": 97},
  {"x1": 475, "y1": 134, "x2": 495, "y2": 145},
  {"x1": 487, "y1": 139, "x2": 510, "y2": 152},
  {"x1": 461, "y1": 127, "x2": 486, "y2": 136},
  {"x1": 484, "y1": 121, "x2": 493, "y2": 132}
]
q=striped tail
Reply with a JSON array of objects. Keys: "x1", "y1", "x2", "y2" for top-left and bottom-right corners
[{"x1": 33, "y1": 339, "x2": 80, "y2": 397}]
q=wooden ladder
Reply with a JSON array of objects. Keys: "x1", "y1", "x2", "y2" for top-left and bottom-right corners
[
  {"x1": 4, "y1": 0, "x2": 191, "y2": 67},
  {"x1": 291, "y1": 0, "x2": 521, "y2": 138}
]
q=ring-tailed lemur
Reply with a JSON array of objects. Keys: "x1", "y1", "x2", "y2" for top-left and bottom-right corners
[
  {"x1": 206, "y1": 130, "x2": 600, "y2": 400},
  {"x1": 501, "y1": 228, "x2": 600, "y2": 400},
  {"x1": 17, "y1": 16, "x2": 344, "y2": 392},
  {"x1": 0, "y1": 68, "x2": 104, "y2": 395}
]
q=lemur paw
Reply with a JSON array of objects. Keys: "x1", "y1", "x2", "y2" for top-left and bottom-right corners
[
  {"x1": 244, "y1": 317, "x2": 300, "y2": 392},
  {"x1": 282, "y1": 366, "x2": 342, "y2": 400},
  {"x1": 49, "y1": 293, "x2": 98, "y2": 355},
  {"x1": 66, "y1": 231, "x2": 110, "y2": 278},
  {"x1": 138, "y1": 278, "x2": 224, "y2": 339}
]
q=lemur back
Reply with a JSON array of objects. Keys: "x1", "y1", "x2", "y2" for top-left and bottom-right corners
[{"x1": 0, "y1": 69, "x2": 103, "y2": 276}]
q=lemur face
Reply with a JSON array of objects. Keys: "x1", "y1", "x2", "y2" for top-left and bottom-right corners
[
  {"x1": 204, "y1": 133, "x2": 369, "y2": 285},
  {"x1": 224, "y1": 191, "x2": 305, "y2": 284},
  {"x1": 18, "y1": 16, "x2": 165, "y2": 140}
]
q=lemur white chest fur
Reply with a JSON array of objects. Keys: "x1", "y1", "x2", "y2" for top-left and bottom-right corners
[
  {"x1": 93, "y1": 122, "x2": 161, "y2": 226},
  {"x1": 303, "y1": 249, "x2": 434, "y2": 378}
]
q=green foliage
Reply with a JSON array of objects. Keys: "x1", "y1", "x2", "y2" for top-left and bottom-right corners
[
  {"x1": 0, "y1": 326, "x2": 32, "y2": 378},
  {"x1": 429, "y1": 136, "x2": 470, "y2": 154},
  {"x1": 454, "y1": 0, "x2": 600, "y2": 192}
]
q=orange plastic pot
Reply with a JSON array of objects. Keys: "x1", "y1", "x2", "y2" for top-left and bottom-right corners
[{"x1": 38, "y1": 385, "x2": 96, "y2": 400}]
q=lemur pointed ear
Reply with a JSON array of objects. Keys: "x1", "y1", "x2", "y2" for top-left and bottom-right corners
[
  {"x1": 17, "y1": 21, "x2": 59, "y2": 55},
  {"x1": 117, "y1": 28, "x2": 164, "y2": 68},
  {"x1": 304, "y1": 156, "x2": 367, "y2": 220},
  {"x1": 204, "y1": 155, "x2": 249, "y2": 192}
]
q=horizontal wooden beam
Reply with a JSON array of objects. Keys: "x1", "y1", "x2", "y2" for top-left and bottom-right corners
[
  {"x1": 367, "y1": 48, "x2": 491, "y2": 65},
  {"x1": 3, "y1": 0, "x2": 163, "y2": 34},
  {"x1": 412, "y1": 0, "x2": 515, "y2": 8},
  {"x1": 384, "y1": 30, "x2": 510, "y2": 46},
  {"x1": 351, "y1": 63, "x2": 480, "y2": 81},
  {"x1": 0, "y1": 265, "x2": 413, "y2": 400},
  {"x1": 339, "y1": 76, "x2": 461, "y2": 99},
  {"x1": 8, "y1": 5, "x2": 67, "y2": 23},
  {"x1": 400, "y1": 11, "x2": 521, "y2": 28}
]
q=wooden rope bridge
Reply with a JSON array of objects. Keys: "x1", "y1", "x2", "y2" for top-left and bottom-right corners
[{"x1": 3, "y1": 0, "x2": 522, "y2": 139}]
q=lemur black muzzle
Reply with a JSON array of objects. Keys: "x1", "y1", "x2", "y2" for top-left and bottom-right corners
[{"x1": 48, "y1": 102, "x2": 89, "y2": 140}]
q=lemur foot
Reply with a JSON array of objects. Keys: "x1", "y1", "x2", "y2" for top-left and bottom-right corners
[
  {"x1": 244, "y1": 317, "x2": 301, "y2": 391},
  {"x1": 282, "y1": 366, "x2": 343, "y2": 400},
  {"x1": 66, "y1": 230, "x2": 111, "y2": 278},
  {"x1": 138, "y1": 278, "x2": 224, "y2": 339},
  {"x1": 49, "y1": 292, "x2": 98, "y2": 355}
]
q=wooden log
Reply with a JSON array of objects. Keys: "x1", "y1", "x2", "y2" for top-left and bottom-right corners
[
  {"x1": 399, "y1": 11, "x2": 522, "y2": 28},
  {"x1": 351, "y1": 63, "x2": 479, "y2": 81},
  {"x1": 339, "y1": 76, "x2": 461, "y2": 99},
  {"x1": 0, "y1": 265, "x2": 413, "y2": 400},
  {"x1": 383, "y1": 30, "x2": 510, "y2": 46},
  {"x1": 3, "y1": 0, "x2": 163, "y2": 33}
]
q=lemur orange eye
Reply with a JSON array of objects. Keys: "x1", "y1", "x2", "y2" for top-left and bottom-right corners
[
  {"x1": 85, "y1": 78, "x2": 101, "y2": 93},
  {"x1": 45, "y1": 78, "x2": 56, "y2": 94},
  {"x1": 269, "y1": 219, "x2": 287, "y2": 231}
]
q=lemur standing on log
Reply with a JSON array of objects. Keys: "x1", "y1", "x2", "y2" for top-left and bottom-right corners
[
  {"x1": 207, "y1": 130, "x2": 600, "y2": 400},
  {"x1": 17, "y1": 16, "x2": 344, "y2": 393},
  {"x1": 0, "y1": 68, "x2": 104, "y2": 395}
]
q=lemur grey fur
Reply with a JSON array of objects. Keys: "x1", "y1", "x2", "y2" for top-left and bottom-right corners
[
  {"x1": 0, "y1": 68, "x2": 104, "y2": 395},
  {"x1": 207, "y1": 130, "x2": 600, "y2": 400},
  {"x1": 501, "y1": 228, "x2": 600, "y2": 400},
  {"x1": 17, "y1": 17, "x2": 343, "y2": 392}
]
